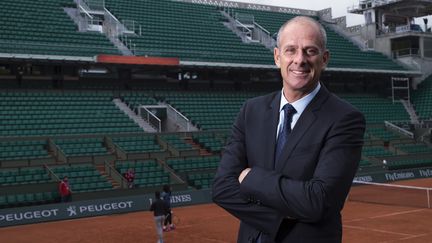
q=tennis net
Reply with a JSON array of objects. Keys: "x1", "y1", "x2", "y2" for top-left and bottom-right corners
[{"x1": 348, "y1": 180, "x2": 432, "y2": 208}]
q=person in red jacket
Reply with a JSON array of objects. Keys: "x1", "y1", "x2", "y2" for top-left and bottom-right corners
[
  {"x1": 124, "y1": 168, "x2": 135, "y2": 188},
  {"x1": 59, "y1": 176, "x2": 72, "y2": 202}
]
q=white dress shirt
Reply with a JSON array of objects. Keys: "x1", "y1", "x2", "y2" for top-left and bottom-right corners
[{"x1": 276, "y1": 83, "x2": 321, "y2": 139}]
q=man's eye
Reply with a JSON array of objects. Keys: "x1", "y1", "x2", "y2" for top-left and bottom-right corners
[
  {"x1": 306, "y1": 48, "x2": 319, "y2": 56},
  {"x1": 285, "y1": 48, "x2": 296, "y2": 55}
]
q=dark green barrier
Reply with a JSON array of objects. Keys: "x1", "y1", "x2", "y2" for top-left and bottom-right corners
[
  {"x1": 355, "y1": 167, "x2": 432, "y2": 183},
  {"x1": 6, "y1": 167, "x2": 432, "y2": 228},
  {"x1": 0, "y1": 189, "x2": 212, "y2": 227}
]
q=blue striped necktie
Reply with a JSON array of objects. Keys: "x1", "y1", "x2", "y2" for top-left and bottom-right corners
[{"x1": 275, "y1": 103, "x2": 296, "y2": 164}]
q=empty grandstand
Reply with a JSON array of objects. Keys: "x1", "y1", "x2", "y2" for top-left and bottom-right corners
[{"x1": 1, "y1": 0, "x2": 432, "y2": 229}]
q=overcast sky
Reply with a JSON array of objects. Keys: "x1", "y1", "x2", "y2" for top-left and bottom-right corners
[{"x1": 226, "y1": 0, "x2": 432, "y2": 28}]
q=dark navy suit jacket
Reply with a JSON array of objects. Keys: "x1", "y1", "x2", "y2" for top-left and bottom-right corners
[{"x1": 212, "y1": 85, "x2": 365, "y2": 243}]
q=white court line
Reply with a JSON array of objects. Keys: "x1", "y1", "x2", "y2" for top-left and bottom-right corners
[
  {"x1": 370, "y1": 208, "x2": 425, "y2": 219},
  {"x1": 168, "y1": 230, "x2": 230, "y2": 243},
  {"x1": 397, "y1": 233, "x2": 429, "y2": 241},
  {"x1": 185, "y1": 234, "x2": 231, "y2": 243},
  {"x1": 344, "y1": 224, "x2": 413, "y2": 237},
  {"x1": 345, "y1": 208, "x2": 426, "y2": 223},
  {"x1": 344, "y1": 218, "x2": 366, "y2": 223},
  {"x1": 377, "y1": 233, "x2": 430, "y2": 243}
]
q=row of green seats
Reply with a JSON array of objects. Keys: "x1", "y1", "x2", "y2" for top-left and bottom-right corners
[
  {"x1": 134, "y1": 176, "x2": 170, "y2": 188},
  {"x1": 387, "y1": 159, "x2": 432, "y2": 170},
  {"x1": 72, "y1": 182, "x2": 113, "y2": 192},
  {"x1": 167, "y1": 156, "x2": 220, "y2": 172},
  {"x1": 0, "y1": 191, "x2": 59, "y2": 208},
  {"x1": 362, "y1": 146, "x2": 395, "y2": 157},
  {"x1": 116, "y1": 159, "x2": 159, "y2": 169},
  {"x1": 0, "y1": 174, "x2": 51, "y2": 186},
  {"x1": 395, "y1": 143, "x2": 432, "y2": 154}
]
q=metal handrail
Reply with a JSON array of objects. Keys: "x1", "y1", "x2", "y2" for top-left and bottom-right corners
[
  {"x1": 254, "y1": 22, "x2": 270, "y2": 35},
  {"x1": 384, "y1": 120, "x2": 414, "y2": 138},
  {"x1": 140, "y1": 107, "x2": 162, "y2": 132},
  {"x1": 104, "y1": 160, "x2": 127, "y2": 189},
  {"x1": 166, "y1": 104, "x2": 192, "y2": 131},
  {"x1": 78, "y1": 4, "x2": 93, "y2": 19}
]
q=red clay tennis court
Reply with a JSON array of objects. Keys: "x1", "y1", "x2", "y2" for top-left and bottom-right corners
[{"x1": 1, "y1": 178, "x2": 432, "y2": 243}]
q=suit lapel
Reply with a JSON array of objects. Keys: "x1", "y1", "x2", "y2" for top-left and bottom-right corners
[
  {"x1": 263, "y1": 92, "x2": 281, "y2": 170},
  {"x1": 275, "y1": 85, "x2": 331, "y2": 171}
]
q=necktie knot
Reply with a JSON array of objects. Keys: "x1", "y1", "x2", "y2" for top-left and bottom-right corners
[
  {"x1": 282, "y1": 104, "x2": 296, "y2": 132},
  {"x1": 282, "y1": 104, "x2": 296, "y2": 119}
]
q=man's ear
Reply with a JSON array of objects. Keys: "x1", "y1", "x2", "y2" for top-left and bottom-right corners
[
  {"x1": 322, "y1": 49, "x2": 330, "y2": 68},
  {"x1": 274, "y1": 47, "x2": 281, "y2": 68}
]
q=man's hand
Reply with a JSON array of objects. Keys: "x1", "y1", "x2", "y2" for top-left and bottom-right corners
[{"x1": 238, "y1": 168, "x2": 251, "y2": 183}]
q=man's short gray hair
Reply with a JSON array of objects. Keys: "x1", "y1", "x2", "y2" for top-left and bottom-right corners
[{"x1": 276, "y1": 16, "x2": 327, "y2": 49}]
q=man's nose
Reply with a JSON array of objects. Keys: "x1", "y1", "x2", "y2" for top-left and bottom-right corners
[{"x1": 293, "y1": 49, "x2": 307, "y2": 64}]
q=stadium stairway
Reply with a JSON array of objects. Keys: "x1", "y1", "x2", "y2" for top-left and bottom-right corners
[
  {"x1": 400, "y1": 99, "x2": 420, "y2": 124},
  {"x1": 412, "y1": 74, "x2": 432, "y2": 119},
  {"x1": 113, "y1": 98, "x2": 157, "y2": 132},
  {"x1": 192, "y1": 132, "x2": 228, "y2": 153},
  {"x1": 184, "y1": 136, "x2": 213, "y2": 156},
  {"x1": 64, "y1": 0, "x2": 135, "y2": 55},
  {"x1": 219, "y1": 9, "x2": 276, "y2": 50},
  {"x1": 160, "y1": 134, "x2": 200, "y2": 157},
  {"x1": 95, "y1": 164, "x2": 121, "y2": 189}
]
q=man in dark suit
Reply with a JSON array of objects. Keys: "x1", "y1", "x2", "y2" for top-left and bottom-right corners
[{"x1": 212, "y1": 16, "x2": 365, "y2": 243}]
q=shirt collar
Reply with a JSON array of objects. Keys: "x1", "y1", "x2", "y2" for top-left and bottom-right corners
[{"x1": 279, "y1": 82, "x2": 321, "y2": 115}]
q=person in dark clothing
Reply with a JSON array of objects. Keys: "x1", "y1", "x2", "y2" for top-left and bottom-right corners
[
  {"x1": 212, "y1": 16, "x2": 365, "y2": 243},
  {"x1": 150, "y1": 191, "x2": 167, "y2": 243},
  {"x1": 161, "y1": 184, "x2": 175, "y2": 231}
]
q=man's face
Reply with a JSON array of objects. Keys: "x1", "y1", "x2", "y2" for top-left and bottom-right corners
[{"x1": 274, "y1": 20, "x2": 329, "y2": 100}]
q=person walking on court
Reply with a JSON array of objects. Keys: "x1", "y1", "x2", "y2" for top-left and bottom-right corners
[
  {"x1": 212, "y1": 16, "x2": 365, "y2": 243},
  {"x1": 150, "y1": 191, "x2": 167, "y2": 243},
  {"x1": 161, "y1": 184, "x2": 175, "y2": 231}
]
